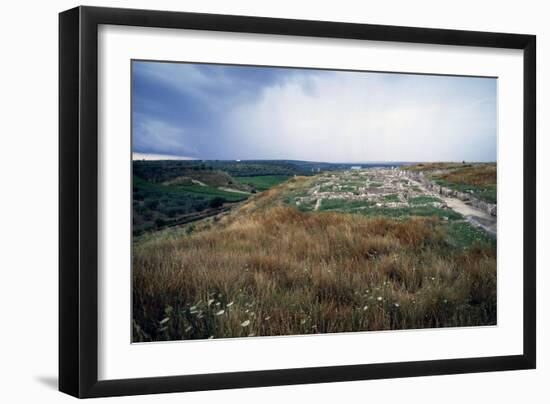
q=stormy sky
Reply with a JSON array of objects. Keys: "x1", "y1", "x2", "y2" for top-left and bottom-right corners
[{"x1": 132, "y1": 60, "x2": 497, "y2": 163}]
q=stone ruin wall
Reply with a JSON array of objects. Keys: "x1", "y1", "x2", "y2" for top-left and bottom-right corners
[{"x1": 404, "y1": 171, "x2": 497, "y2": 217}]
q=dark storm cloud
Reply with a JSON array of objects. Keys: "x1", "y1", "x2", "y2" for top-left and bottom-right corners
[{"x1": 132, "y1": 60, "x2": 497, "y2": 162}]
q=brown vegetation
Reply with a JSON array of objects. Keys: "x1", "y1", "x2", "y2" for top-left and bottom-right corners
[
  {"x1": 434, "y1": 163, "x2": 496, "y2": 187},
  {"x1": 133, "y1": 199, "x2": 496, "y2": 341},
  {"x1": 404, "y1": 162, "x2": 496, "y2": 187},
  {"x1": 403, "y1": 162, "x2": 471, "y2": 171}
]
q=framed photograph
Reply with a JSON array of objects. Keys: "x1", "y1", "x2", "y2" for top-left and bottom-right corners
[{"x1": 59, "y1": 6, "x2": 536, "y2": 398}]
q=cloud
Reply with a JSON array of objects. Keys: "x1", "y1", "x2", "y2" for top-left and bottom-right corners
[
  {"x1": 132, "y1": 114, "x2": 198, "y2": 157},
  {"x1": 133, "y1": 62, "x2": 288, "y2": 112},
  {"x1": 132, "y1": 62, "x2": 496, "y2": 162},
  {"x1": 224, "y1": 72, "x2": 496, "y2": 162},
  {"x1": 132, "y1": 152, "x2": 195, "y2": 161}
]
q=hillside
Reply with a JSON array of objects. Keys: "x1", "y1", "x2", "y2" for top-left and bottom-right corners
[
  {"x1": 132, "y1": 173, "x2": 249, "y2": 235},
  {"x1": 133, "y1": 171, "x2": 496, "y2": 342},
  {"x1": 162, "y1": 169, "x2": 249, "y2": 191}
]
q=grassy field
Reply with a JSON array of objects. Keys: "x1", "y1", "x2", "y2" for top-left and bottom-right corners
[
  {"x1": 358, "y1": 206, "x2": 463, "y2": 220},
  {"x1": 235, "y1": 175, "x2": 290, "y2": 191},
  {"x1": 383, "y1": 194, "x2": 400, "y2": 202},
  {"x1": 174, "y1": 184, "x2": 248, "y2": 201},
  {"x1": 408, "y1": 195, "x2": 443, "y2": 205},
  {"x1": 319, "y1": 199, "x2": 373, "y2": 212},
  {"x1": 134, "y1": 175, "x2": 246, "y2": 201},
  {"x1": 133, "y1": 176, "x2": 496, "y2": 342}
]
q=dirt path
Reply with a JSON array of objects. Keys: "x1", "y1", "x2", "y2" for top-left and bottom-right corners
[
  {"x1": 442, "y1": 197, "x2": 497, "y2": 235},
  {"x1": 314, "y1": 198, "x2": 322, "y2": 211},
  {"x1": 408, "y1": 176, "x2": 496, "y2": 236}
]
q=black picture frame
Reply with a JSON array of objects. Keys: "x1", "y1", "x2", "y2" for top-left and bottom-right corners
[{"x1": 59, "y1": 6, "x2": 536, "y2": 398}]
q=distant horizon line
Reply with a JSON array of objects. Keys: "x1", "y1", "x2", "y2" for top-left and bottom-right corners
[{"x1": 131, "y1": 152, "x2": 496, "y2": 165}]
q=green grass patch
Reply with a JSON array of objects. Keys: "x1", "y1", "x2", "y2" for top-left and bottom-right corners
[
  {"x1": 339, "y1": 185, "x2": 358, "y2": 192},
  {"x1": 369, "y1": 182, "x2": 383, "y2": 188},
  {"x1": 319, "y1": 199, "x2": 372, "y2": 212},
  {"x1": 235, "y1": 175, "x2": 290, "y2": 191},
  {"x1": 175, "y1": 185, "x2": 248, "y2": 201},
  {"x1": 432, "y1": 178, "x2": 496, "y2": 204},
  {"x1": 134, "y1": 176, "x2": 245, "y2": 200},
  {"x1": 408, "y1": 195, "x2": 442, "y2": 205},
  {"x1": 360, "y1": 206, "x2": 463, "y2": 221},
  {"x1": 443, "y1": 221, "x2": 496, "y2": 249},
  {"x1": 383, "y1": 194, "x2": 400, "y2": 202}
]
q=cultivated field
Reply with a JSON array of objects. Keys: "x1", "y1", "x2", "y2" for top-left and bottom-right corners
[{"x1": 132, "y1": 165, "x2": 497, "y2": 342}]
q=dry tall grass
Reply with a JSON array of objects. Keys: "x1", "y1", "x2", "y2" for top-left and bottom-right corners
[
  {"x1": 403, "y1": 162, "x2": 471, "y2": 171},
  {"x1": 404, "y1": 162, "x2": 496, "y2": 187},
  {"x1": 434, "y1": 164, "x2": 496, "y2": 187},
  {"x1": 133, "y1": 203, "x2": 496, "y2": 341}
]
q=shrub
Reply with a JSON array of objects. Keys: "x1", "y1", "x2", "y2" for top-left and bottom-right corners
[{"x1": 209, "y1": 197, "x2": 225, "y2": 208}]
